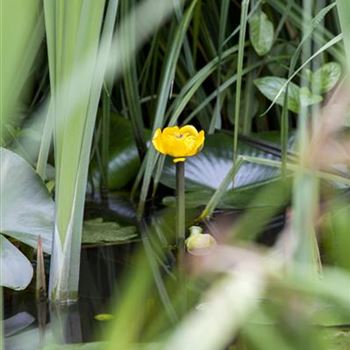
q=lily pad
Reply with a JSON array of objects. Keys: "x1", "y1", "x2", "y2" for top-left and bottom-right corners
[
  {"x1": 163, "y1": 178, "x2": 288, "y2": 210},
  {"x1": 160, "y1": 133, "x2": 281, "y2": 191},
  {"x1": 0, "y1": 147, "x2": 54, "y2": 253},
  {"x1": 82, "y1": 218, "x2": 138, "y2": 245},
  {"x1": 4, "y1": 312, "x2": 35, "y2": 337},
  {"x1": 0, "y1": 235, "x2": 33, "y2": 290}
]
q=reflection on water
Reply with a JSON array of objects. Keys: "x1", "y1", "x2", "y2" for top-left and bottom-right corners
[{"x1": 3, "y1": 243, "x2": 134, "y2": 349}]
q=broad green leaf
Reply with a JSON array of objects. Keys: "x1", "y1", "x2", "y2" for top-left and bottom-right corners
[
  {"x1": 310, "y1": 62, "x2": 341, "y2": 93},
  {"x1": 324, "y1": 203, "x2": 350, "y2": 271},
  {"x1": 311, "y1": 303, "x2": 350, "y2": 326},
  {"x1": 160, "y1": 133, "x2": 281, "y2": 191},
  {"x1": 163, "y1": 178, "x2": 288, "y2": 209},
  {"x1": 249, "y1": 11, "x2": 274, "y2": 56},
  {"x1": 323, "y1": 329, "x2": 350, "y2": 350},
  {"x1": 92, "y1": 115, "x2": 150, "y2": 190},
  {"x1": 82, "y1": 218, "x2": 138, "y2": 245},
  {"x1": 299, "y1": 86, "x2": 323, "y2": 105},
  {"x1": 0, "y1": 147, "x2": 54, "y2": 253},
  {"x1": 86, "y1": 191, "x2": 137, "y2": 224},
  {"x1": 254, "y1": 76, "x2": 322, "y2": 113},
  {"x1": 0, "y1": 235, "x2": 33, "y2": 290}
]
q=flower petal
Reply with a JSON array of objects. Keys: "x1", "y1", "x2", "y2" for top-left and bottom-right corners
[
  {"x1": 179, "y1": 125, "x2": 198, "y2": 137},
  {"x1": 152, "y1": 128, "x2": 166, "y2": 154},
  {"x1": 162, "y1": 126, "x2": 180, "y2": 136},
  {"x1": 195, "y1": 130, "x2": 205, "y2": 151},
  {"x1": 164, "y1": 136, "x2": 189, "y2": 157}
]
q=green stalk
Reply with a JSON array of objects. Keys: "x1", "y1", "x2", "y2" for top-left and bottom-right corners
[
  {"x1": 233, "y1": 0, "x2": 249, "y2": 164},
  {"x1": 121, "y1": 0, "x2": 146, "y2": 160},
  {"x1": 336, "y1": 0, "x2": 350, "y2": 70},
  {"x1": 36, "y1": 102, "x2": 53, "y2": 180},
  {"x1": 242, "y1": 51, "x2": 256, "y2": 135},
  {"x1": 176, "y1": 161, "x2": 185, "y2": 261},
  {"x1": 208, "y1": 0, "x2": 230, "y2": 134},
  {"x1": 291, "y1": 0, "x2": 321, "y2": 277},
  {"x1": 198, "y1": 157, "x2": 243, "y2": 221},
  {"x1": 101, "y1": 86, "x2": 111, "y2": 193},
  {"x1": 176, "y1": 161, "x2": 186, "y2": 312}
]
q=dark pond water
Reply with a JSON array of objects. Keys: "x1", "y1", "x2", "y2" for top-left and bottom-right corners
[
  {"x1": 3, "y1": 202, "x2": 286, "y2": 349},
  {"x1": 4, "y1": 243, "x2": 135, "y2": 348}
]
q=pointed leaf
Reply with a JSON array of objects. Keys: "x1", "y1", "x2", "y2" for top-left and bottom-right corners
[
  {"x1": 310, "y1": 62, "x2": 341, "y2": 93},
  {"x1": 254, "y1": 76, "x2": 323, "y2": 113},
  {"x1": 249, "y1": 11, "x2": 274, "y2": 56}
]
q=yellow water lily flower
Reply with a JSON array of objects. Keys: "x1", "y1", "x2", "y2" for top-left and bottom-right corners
[
  {"x1": 152, "y1": 125, "x2": 205, "y2": 163},
  {"x1": 185, "y1": 226, "x2": 217, "y2": 255}
]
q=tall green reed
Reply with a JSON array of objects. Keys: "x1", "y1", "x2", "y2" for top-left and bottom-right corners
[
  {"x1": 0, "y1": 0, "x2": 44, "y2": 146},
  {"x1": 44, "y1": 0, "x2": 117, "y2": 302}
]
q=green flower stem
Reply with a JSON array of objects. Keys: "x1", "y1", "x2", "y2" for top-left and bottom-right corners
[
  {"x1": 176, "y1": 160, "x2": 186, "y2": 312},
  {"x1": 176, "y1": 161, "x2": 185, "y2": 260}
]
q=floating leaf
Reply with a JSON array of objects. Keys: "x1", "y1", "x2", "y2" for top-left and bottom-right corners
[
  {"x1": 0, "y1": 147, "x2": 54, "y2": 253},
  {"x1": 163, "y1": 178, "x2": 287, "y2": 210},
  {"x1": 160, "y1": 133, "x2": 281, "y2": 191},
  {"x1": 82, "y1": 218, "x2": 138, "y2": 245},
  {"x1": 4, "y1": 312, "x2": 35, "y2": 337},
  {"x1": 91, "y1": 114, "x2": 150, "y2": 191},
  {"x1": 254, "y1": 76, "x2": 322, "y2": 113},
  {"x1": 0, "y1": 235, "x2": 33, "y2": 290},
  {"x1": 249, "y1": 11, "x2": 274, "y2": 56}
]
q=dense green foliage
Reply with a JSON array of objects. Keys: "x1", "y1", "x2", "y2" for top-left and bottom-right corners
[{"x1": 1, "y1": 0, "x2": 350, "y2": 349}]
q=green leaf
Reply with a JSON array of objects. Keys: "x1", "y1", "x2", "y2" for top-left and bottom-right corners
[
  {"x1": 254, "y1": 76, "x2": 322, "y2": 113},
  {"x1": 299, "y1": 86, "x2": 323, "y2": 106},
  {"x1": 82, "y1": 218, "x2": 138, "y2": 245},
  {"x1": 0, "y1": 147, "x2": 54, "y2": 253},
  {"x1": 160, "y1": 133, "x2": 281, "y2": 191},
  {"x1": 1, "y1": 0, "x2": 44, "y2": 144},
  {"x1": 92, "y1": 114, "x2": 150, "y2": 190},
  {"x1": 163, "y1": 178, "x2": 287, "y2": 210},
  {"x1": 249, "y1": 11, "x2": 274, "y2": 56},
  {"x1": 0, "y1": 235, "x2": 33, "y2": 290},
  {"x1": 310, "y1": 62, "x2": 341, "y2": 94}
]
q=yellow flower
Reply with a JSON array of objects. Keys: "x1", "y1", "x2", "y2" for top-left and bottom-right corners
[
  {"x1": 152, "y1": 125, "x2": 205, "y2": 163},
  {"x1": 185, "y1": 226, "x2": 217, "y2": 255}
]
